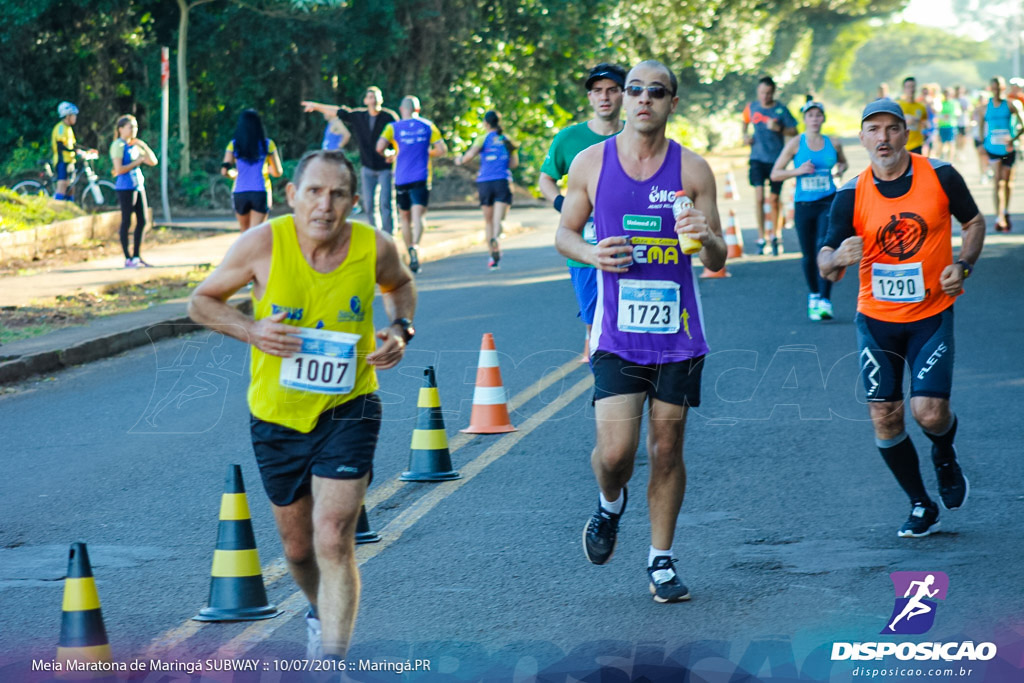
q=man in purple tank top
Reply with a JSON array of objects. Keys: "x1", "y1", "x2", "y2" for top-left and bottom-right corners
[{"x1": 556, "y1": 60, "x2": 726, "y2": 603}]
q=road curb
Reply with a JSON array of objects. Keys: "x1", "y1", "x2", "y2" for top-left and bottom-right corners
[
  {"x1": 0, "y1": 218, "x2": 535, "y2": 386},
  {"x1": 0, "y1": 299, "x2": 253, "y2": 385}
]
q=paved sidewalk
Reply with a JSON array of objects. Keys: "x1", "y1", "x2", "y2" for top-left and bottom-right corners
[
  {"x1": 0, "y1": 208, "x2": 535, "y2": 308},
  {"x1": 0, "y1": 206, "x2": 546, "y2": 384}
]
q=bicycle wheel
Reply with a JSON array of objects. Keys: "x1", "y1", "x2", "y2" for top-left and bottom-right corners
[
  {"x1": 80, "y1": 180, "x2": 118, "y2": 212},
  {"x1": 11, "y1": 179, "x2": 48, "y2": 197}
]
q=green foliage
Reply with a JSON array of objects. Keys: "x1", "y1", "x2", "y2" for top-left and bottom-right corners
[
  {"x1": 0, "y1": 188, "x2": 80, "y2": 232},
  {"x1": 1, "y1": 0, "x2": 918, "y2": 198},
  {"x1": 843, "y1": 22, "x2": 994, "y2": 100}
]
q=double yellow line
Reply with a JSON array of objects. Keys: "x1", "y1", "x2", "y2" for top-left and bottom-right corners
[{"x1": 146, "y1": 357, "x2": 592, "y2": 660}]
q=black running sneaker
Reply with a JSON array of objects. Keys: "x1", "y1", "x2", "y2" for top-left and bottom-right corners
[
  {"x1": 934, "y1": 451, "x2": 969, "y2": 510},
  {"x1": 582, "y1": 487, "x2": 627, "y2": 565},
  {"x1": 897, "y1": 500, "x2": 940, "y2": 538},
  {"x1": 408, "y1": 247, "x2": 420, "y2": 274},
  {"x1": 647, "y1": 556, "x2": 691, "y2": 603}
]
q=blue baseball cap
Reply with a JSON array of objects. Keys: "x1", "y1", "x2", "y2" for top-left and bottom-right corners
[
  {"x1": 586, "y1": 63, "x2": 626, "y2": 90},
  {"x1": 861, "y1": 99, "x2": 906, "y2": 123}
]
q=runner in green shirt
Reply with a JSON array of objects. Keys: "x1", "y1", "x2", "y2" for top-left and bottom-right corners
[{"x1": 539, "y1": 63, "x2": 626, "y2": 362}]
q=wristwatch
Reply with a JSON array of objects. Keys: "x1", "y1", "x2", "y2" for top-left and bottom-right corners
[
  {"x1": 956, "y1": 260, "x2": 972, "y2": 279},
  {"x1": 392, "y1": 317, "x2": 415, "y2": 343}
]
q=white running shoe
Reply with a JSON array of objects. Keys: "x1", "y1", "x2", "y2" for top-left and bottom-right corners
[{"x1": 305, "y1": 608, "x2": 323, "y2": 660}]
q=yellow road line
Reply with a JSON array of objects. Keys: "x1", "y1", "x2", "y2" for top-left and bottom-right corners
[
  {"x1": 144, "y1": 357, "x2": 584, "y2": 659},
  {"x1": 213, "y1": 372, "x2": 594, "y2": 661}
]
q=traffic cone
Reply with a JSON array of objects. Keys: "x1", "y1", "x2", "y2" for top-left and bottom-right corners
[
  {"x1": 56, "y1": 543, "x2": 112, "y2": 669},
  {"x1": 724, "y1": 210, "x2": 744, "y2": 260},
  {"x1": 700, "y1": 265, "x2": 731, "y2": 278},
  {"x1": 401, "y1": 366, "x2": 460, "y2": 481},
  {"x1": 355, "y1": 504, "x2": 381, "y2": 544},
  {"x1": 723, "y1": 171, "x2": 740, "y2": 201},
  {"x1": 194, "y1": 465, "x2": 280, "y2": 622},
  {"x1": 461, "y1": 333, "x2": 516, "y2": 434}
]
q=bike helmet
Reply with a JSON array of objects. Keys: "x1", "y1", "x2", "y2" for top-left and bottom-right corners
[{"x1": 57, "y1": 101, "x2": 79, "y2": 117}]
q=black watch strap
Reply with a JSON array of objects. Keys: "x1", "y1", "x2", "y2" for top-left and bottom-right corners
[
  {"x1": 956, "y1": 260, "x2": 972, "y2": 278},
  {"x1": 392, "y1": 317, "x2": 415, "y2": 343}
]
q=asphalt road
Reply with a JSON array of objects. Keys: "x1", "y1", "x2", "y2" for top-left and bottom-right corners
[{"x1": 2, "y1": 146, "x2": 1023, "y2": 683}]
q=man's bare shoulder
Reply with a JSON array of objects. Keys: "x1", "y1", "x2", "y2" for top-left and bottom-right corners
[
  {"x1": 567, "y1": 142, "x2": 605, "y2": 179},
  {"x1": 677, "y1": 145, "x2": 714, "y2": 176},
  {"x1": 234, "y1": 220, "x2": 274, "y2": 255}
]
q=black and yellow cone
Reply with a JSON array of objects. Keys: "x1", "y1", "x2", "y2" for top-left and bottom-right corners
[
  {"x1": 401, "y1": 366, "x2": 461, "y2": 482},
  {"x1": 194, "y1": 464, "x2": 280, "y2": 621},
  {"x1": 354, "y1": 504, "x2": 381, "y2": 544},
  {"x1": 56, "y1": 542, "x2": 112, "y2": 670}
]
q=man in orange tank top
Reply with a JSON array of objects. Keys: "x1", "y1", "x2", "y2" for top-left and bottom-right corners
[
  {"x1": 189, "y1": 150, "x2": 417, "y2": 659},
  {"x1": 817, "y1": 100, "x2": 985, "y2": 539}
]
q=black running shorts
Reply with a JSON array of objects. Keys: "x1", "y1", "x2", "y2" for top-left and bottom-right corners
[
  {"x1": 748, "y1": 159, "x2": 783, "y2": 195},
  {"x1": 591, "y1": 351, "x2": 704, "y2": 407},
  {"x1": 855, "y1": 309, "x2": 955, "y2": 403},
  {"x1": 477, "y1": 179, "x2": 512, "y2": 206},
  {"x1": 250, "y1": 392, "x2": 382, "y2": 506},
  {"x1": 395, "y1": 180, "x2": 429, "y2": 211},
  {"x1": 233, "y1": 190, "x2": 269, "y2": 215}
]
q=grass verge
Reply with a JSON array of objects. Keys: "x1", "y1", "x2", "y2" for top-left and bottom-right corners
[{"x1": 0, "y1": 266, "x2": 211, "y2": 345}]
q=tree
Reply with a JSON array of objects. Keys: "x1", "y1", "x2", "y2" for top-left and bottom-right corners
[{"x1": 172, "y1": 0, "x2": 345, "y2": 178}]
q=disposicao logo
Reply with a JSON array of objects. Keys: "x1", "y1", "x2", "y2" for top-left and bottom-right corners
[
  {"x1": 831, "y1": 571, "x2": 997, "y2": 662},
  {"x1": 883, "y1": 571, "x2": 948, "y2": 635}
]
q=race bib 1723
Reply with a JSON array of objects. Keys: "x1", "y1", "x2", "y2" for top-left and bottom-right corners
[{"x1": 617, "y1": 278, "x2": 680, "y2": 334}]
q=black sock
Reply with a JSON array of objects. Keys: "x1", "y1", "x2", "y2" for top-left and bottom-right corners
[
  {"x1": 923, "y1": 414, "x2": 958, "y2": 465},
  {"x1": 877, "y1": 433, "x2": 931, "y2": 504}
]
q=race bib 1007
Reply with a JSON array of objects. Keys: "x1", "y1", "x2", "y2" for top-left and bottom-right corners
[
  {"x1": 872, "y1": 262, "x2": 925, "y2": 303},
  {"x1": 617, "y1": 278, "x2": 680, "y2": 334},
  {"x1": 279, "y1": 328, "x2": 362, "y2": 394}
]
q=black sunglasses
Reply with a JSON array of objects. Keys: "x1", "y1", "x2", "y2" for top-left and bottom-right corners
[{"x1": 624, "y1": 85, "x2": 671, "y2": 99}]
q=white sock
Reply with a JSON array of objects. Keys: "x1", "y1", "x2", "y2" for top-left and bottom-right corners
[
  {"x1": 599, "y1": 490, "x2": 624, "y2": 515},
  {"x1": 649, "y1": 545, "x2": 673, "y2": 567}
]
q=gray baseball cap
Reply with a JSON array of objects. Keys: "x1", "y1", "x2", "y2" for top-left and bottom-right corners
[{"x1": 861, "y1": 99, "x2": 906, "y2": 122}]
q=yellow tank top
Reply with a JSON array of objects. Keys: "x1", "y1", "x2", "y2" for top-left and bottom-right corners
[{"x1": 248, "y1": 215, "x2": 378, "y2": 433}]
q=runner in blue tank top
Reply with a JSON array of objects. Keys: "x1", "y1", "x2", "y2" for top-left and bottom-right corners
[
  {"x1": 770, "y1": 101, "x2": 848, "y2": 320},
  {"x1": 982, "y1": 77, "x2": 1024, "y2": 231},
  {"x1": 457, "y1": 110, "x2": 519, "y2": 270},
  {"x1": 556, "y1": 60, "x2": 726, "y2": 604}
]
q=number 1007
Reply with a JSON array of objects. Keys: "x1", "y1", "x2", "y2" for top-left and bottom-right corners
[{"x1": 292, "y1": 358, "x2": 349, "y2": 385}]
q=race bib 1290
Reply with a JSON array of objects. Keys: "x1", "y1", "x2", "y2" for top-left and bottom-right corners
[{"x1": 872, "y1": 262, "x2": 925, "y2": 303}]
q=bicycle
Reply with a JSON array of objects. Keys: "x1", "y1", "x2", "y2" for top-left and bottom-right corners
[{"x1": 11, "y1": 150, "x2": 118, "y2": 212}]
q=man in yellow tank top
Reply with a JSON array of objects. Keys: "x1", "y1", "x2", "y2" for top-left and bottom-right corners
[{"x1": 189, "y1": 149, "x2": 417, "y2": 659}]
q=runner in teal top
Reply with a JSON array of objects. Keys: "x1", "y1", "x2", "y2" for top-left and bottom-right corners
[
  {"x1": 982, "y1": 77, "x2": 1024, "y2": 231},
  {"x1": 539, "y1": 63, "x2": 626, "y2": 362},
  {"x1": 770, "y1": 101, "x2": 848, "y2": 321}
]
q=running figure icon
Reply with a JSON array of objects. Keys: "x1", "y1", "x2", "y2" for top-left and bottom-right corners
[{"x1": 888, "y1": 574, "x2": 939, "y2": 632}]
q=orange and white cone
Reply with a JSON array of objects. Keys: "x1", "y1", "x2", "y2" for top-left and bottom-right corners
[
  {"x1": 723, "y1": 171, "x2": 740, "y2": 201},
  {"x1": 724, "y1": 210, "x2": 744, "y2": 260},
  {"x1": 461, "y1": 333, "x2": 516, "y2": 434}
]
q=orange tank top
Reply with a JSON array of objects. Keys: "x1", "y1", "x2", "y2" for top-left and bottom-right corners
[{"x1": 852, "y1": 154, "x2": 957, "y2": 322}]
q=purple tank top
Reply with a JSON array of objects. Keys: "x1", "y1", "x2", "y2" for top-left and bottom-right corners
[{"x1": 590, "y1": 137, "x2": 709, "y2": 364}]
